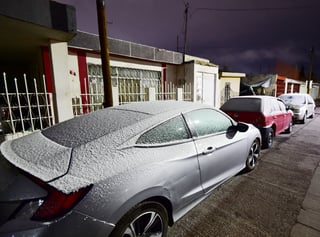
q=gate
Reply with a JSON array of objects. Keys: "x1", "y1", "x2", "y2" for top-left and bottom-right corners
[{"x1": 0, "y1": 73, "x2": 54, "y2": 140}]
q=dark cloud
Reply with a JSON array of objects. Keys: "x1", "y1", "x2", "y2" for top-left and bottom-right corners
[{"x1": 56, "y1": 0, "x2": 320, "y2": 77}]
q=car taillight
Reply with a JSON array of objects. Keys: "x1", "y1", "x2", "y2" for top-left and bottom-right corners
[
  {"x1": 255, "y1": 114, "x2": 266, "y2": 127},
  {"x1": 30, "y1": 176, "x2": 92, "y2": 221}
]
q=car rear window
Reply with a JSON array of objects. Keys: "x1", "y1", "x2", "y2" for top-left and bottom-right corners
[
  {"x1": 42, "y1": 108, "x2": 150, "y2": 148},
  {"x1": 221, "y1": 98, "x2": 262, "y2": 112}
]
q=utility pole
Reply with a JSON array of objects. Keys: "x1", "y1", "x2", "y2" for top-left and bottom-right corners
[
  {"x1": 96, "y1": 0, "x2": 113, "y2": 108},
  {"x1": 307, "y1": 46, "x2": 315, "y2": 94},
  {"x1": 183, "y1": 2, "x2": 189, "y2": 63}
]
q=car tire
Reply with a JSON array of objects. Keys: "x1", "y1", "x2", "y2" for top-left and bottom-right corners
[
  {"x1": 263, "y1": 128, "x2": 274, "y2": 149},
  {"x1": 245, "y1": 138, "x2": 260, "y2": 171},
  {"x1": 310, "y1": 111, "x2": 315, "y2": 119},
  {"x1": 110, "y1": 201, "x2": 169, "y2": 237},
  {"x1": 301, "y1": 114, "x2": 307, "y2": 124},
  {"x1": 284, "y1": 120, "x2": 293, "y2": 134}
]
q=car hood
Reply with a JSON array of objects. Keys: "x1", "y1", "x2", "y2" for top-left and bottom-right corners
[
  {"x1": 287, "y1": 104, "x2": 304, "y2": 110},
  {"x1": 0, "y1": 131, "x2": 72, "y2": 183}
]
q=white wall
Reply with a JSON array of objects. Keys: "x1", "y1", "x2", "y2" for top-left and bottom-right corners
[
  {"x1": 86, "y1": 53, "x2": 163, "y2": 72},
  {"x1": 194, "y1": 63, "x2": 219, "y2": 107},
  {"x1": 68, "y1": 52, "x2": 81, "y2": 98},
  {"x1": 219, "y1": 77, "x2": 240, "y2": 106},
  {"x1": 50, "y1": 41, "x2": 73, "y2": 122}
]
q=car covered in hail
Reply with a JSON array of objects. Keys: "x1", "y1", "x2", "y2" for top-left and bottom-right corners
[
  {"x1": 221, "y1": 96, "x2": 293, "y2": 148},
  {"x1": 279, "y1": 93, "x2": 316, "y2": 124},
  {"x1": 0, "y1": 101, "x2": 261, "y2": 237}
]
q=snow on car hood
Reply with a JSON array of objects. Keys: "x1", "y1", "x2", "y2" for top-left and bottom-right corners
[{"x1": 0, "y1": 132, "x2": 72, "y2": 182}]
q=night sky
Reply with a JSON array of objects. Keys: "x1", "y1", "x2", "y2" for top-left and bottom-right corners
[{"x1": 57, "y1": 0, "x2": 320, "y2": 78}]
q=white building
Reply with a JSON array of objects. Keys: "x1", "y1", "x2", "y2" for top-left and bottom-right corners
[{"x1": 0, "y1": 0, "x2": 220, "y2": 140}]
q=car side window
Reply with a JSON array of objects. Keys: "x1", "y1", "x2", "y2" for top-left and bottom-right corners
[
  {"x1": 263, "y1": 101, "x2": 272, "y2": 114},
  {"x1": 136, "y1": 115, "x2": 190, "y2": 144},
  {"x1": 308, "y1": 95, "x2": 314, "y2": 104},
  {"x1": 271, "y1": 99, "x2": 280, "y2": 112},
  {"x1": 278, "y1": 100, "x2": 286, "y2": 112},
  {"x1": 185, "y1": 109, "x2": 233, "y2": 137}
]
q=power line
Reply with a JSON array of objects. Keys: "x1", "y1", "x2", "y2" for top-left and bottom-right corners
[
  {"x1": 196, "y1": 6, "x2": 320, "y2": 12},
  {"x1": 191, "y1": 5, "x2": 320, "y2": 15}
]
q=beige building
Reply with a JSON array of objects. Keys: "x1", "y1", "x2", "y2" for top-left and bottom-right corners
[{"x1": 219, "y1": 72, "x2": 246, "y2": 107}]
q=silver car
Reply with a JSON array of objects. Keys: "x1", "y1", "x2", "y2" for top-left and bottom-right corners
[
  {"x1": 0, "y1": 101, "x2": 261, "y2": 237},
  {"x1": 279, "y1": 93, "x2": 316, "y2": 123}
]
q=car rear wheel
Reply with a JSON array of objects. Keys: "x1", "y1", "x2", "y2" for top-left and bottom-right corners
[
  {"x1": 110, "y1": 201, "x2": 168, "y2": 237},
  {"x1": 245, "y1": 138, "x2": 260, "y2": 171},
  {"x1": 284, "y1": 120, "x2": 293, "y2": 134},
  {"x1": 310, "y1": 111, "x2": 315, "y2": 119},
  {"x1": 263, "y1": 128, "x2": 274, "y2": 149}
]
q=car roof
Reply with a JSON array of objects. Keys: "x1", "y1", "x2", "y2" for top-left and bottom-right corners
[
  {"x1": 114, "y1": 100, "x2": 205, "y2": 115},
  {"x1": 229, "y1": 95, "x2": 275, "y2": 100},
  {"x1": 41, "y1": 101, "x2": 208, "y2": 148}
]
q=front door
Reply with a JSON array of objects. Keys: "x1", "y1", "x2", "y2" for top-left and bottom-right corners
[
  {"x1": 195, "y1": 73, "x2": 215, "y2": 107},
  {"x1": 184, "y1": 109, "x2": 247, "y2": 193}
]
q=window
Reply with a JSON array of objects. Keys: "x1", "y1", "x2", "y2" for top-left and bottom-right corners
[
  {"x1": 185, "y1": 109, "x2": 233, "y2": 137},
  {"x1": 307, "y1": 95, "x2": 314, "y2": 104},
  {"x1": 221, "y1": 98, "x2": 262, "y2": 112},
  {"x1": 278, "y1": 100, "x2": 286, "y2": 112},
  {"x1": 224, "y1": 82, "x2": 231, "y2": 102},
  {"x1": 270, "y1": 99, "x2": 281, "y2": 112},
  {"x1": 136, "y1": 116, "x2": 190, "y2": 144}
]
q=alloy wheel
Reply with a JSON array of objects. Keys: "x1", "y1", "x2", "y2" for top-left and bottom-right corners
[
  {"x1": 123, "y1": 211, "x2": 164, "y2": 237},
  {"x1": 246, "y1": 139, "x2": 260, "y2": 171}
]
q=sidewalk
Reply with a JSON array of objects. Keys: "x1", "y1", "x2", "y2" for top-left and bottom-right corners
[{"x1": 291, "y1": 109, "x2": 320, "y2": 237}]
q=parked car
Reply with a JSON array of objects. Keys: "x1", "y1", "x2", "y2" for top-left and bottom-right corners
[
  {"x1": 0, "y1": 101, "x2": 261, "y2": 237},
  {"x1": 279, "y1": 93, "x2": 316, "y2": 124},
  {"x1": 221, "y1": 96, "x2": 293, "y2": 148}
]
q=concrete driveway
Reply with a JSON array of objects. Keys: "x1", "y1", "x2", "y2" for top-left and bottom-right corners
[{"x1": 168, "y1": 109, "x2": 320, "y2": 237}]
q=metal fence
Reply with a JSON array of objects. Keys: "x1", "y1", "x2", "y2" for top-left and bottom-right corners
[
  {"x1": 72, "y1": 80, "x2": 104, "y2": 116},
  {"x1": 118, "y1": 81, "x2": 192, "y2": 104},
  {"x1": 118, "y1": 80, "x2": 146, "y2": 104},
  {"x1": 72, "y1": 81, "x2": 193, "y2": 116},
  {"x1": 0, "y1": 73, "x2": 54, "y2": 140}
]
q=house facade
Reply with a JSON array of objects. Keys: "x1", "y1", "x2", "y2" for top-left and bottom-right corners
[
  {"x1": 219, "y1": 72, "x2": 246, "y2": 106},
  {"x1": 0, "y1": 0, "x2": 219, "y2": 140}
]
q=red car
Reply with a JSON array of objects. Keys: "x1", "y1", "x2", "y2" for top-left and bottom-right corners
[{"x1": 221, "y1": 96, "x2": 293, "y2": 148}]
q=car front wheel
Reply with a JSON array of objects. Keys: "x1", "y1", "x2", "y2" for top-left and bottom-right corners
[
  {"x1": 301, "y1": 113, "x2": 307, "y2": 124},
  {"x1": 110, "y1": 201, "x2": 169, "y2": 237},
  {"x1": 245, "y1": 138, "x2": 260, "y2": 171}
]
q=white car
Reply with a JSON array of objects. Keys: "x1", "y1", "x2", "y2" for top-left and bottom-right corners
[
  {"x1": 0, "y1": 101, "x2": 261, "y2": 237},
  {"x1": 279, "y1": 93, "x2": 316, "y2": 124}
]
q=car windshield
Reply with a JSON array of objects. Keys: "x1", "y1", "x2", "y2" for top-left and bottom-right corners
[
  {"x1": 221, "y1": 98, "x2": 261, "y2": 112},
  {"x1": 280, "y1": 95, "x2": 305, "y2": 105}
]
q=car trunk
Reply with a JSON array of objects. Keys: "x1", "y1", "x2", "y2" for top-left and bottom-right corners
[
  {"x1": 0, "y1": 131, "x2": 72, "y2": 183},
  {"x1": 0, "y1": 157, "x2": 47, "y2": 226},
  {"x1": 0, "y1": 131, "x2": 80, "y2": 227}
]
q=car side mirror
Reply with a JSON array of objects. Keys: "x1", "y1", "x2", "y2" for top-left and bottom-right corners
[{"x1": 236, "y1": 122, "x2": 249, "y2": 132}]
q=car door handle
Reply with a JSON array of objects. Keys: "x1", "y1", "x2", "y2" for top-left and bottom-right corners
[{"x1": 202, "y1": 146, "x2": 216, "y2": 155}]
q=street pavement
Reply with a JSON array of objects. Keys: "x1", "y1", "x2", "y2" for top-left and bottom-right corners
[
  {"x1": 290, "y1": 109, "x2": 320, "y2": 237},
  {"x1": 168, "y1": 109, "x2": 320, "y2": 237}
]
